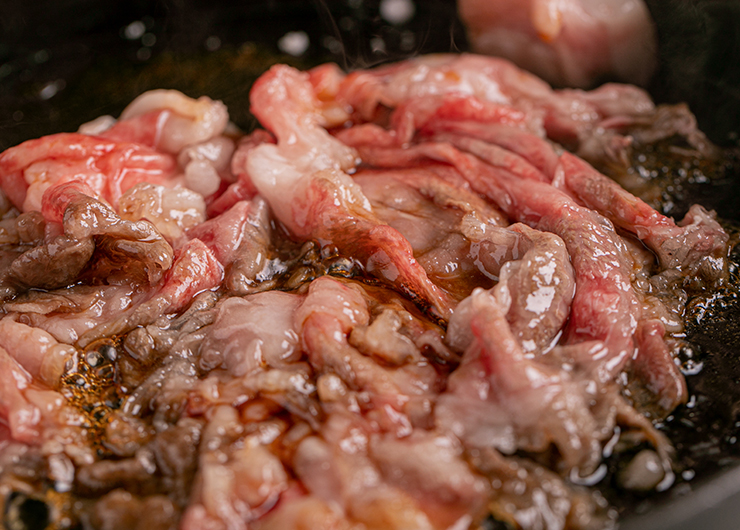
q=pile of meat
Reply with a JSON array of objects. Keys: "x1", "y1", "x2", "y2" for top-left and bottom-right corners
[{"x1": 0, "y1": 54, "x2": 730, "y2": 530}]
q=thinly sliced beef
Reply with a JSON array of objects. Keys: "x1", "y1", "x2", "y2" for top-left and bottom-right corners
[
  {"x1": 436, "y1": 288, "x2": 603, "y2": 473},
  {"x1": 353, "y1": 136, "x2": 691, "y2": 459},
  {"x1": 463, "y1": 158, "x2": 639, "y2": 377},
  {"x1": 199, "y1": 291, "x2": 302, "y2": 376},
  {"x1": 330, "y1": 54, "x2": 655, "y2": 148},
  {"x1": 0, "y1": 318, "x2": 76, "y2": 386},
  {"x1": 43, "y1": 181, "x2": 174, "y2": 285},
  {"x1": 397, "y1": 125, "x2": 726, "y2": 285},
  {"x1": 8, "y1": 233, "x2": 94, "y2": 291},
  {"x1": 3, "y1": 180, "x2": 175, "y2": 292},
  {"x1": 188, "y1": 198, "x2": 277, "y2": 294},
  {"x1": 0, "y1": 133, "x2": 177, "y2": 212},
  {"x1": 368, "y1": 431, "x2": 490, "y2": 528},
  {"x1": 0, "y1": 210, "x2": 45, "y2": 245},
  {"x1": 181, "y1": 406, "x2": 289, "y2": 530},
  {"x1": 418, "y1": 119, "x2": 560, "y2": 179},
  {"x1": 178, "y1": 136, "x2": 235, "y2": 198},
  {"x1": 483, "y1": 223, "x2": 575, "y2": 355},
  {"x1": 352, "y1": 166, "x2": 505, "y2": 298},
  {"x1": 556, "y1": 152, "x2": 727, "y2": 278},
  {"x1": 101, "y1": 89, "x2": 229, "y2": 155},
  {"x1": 119, "y1": 183, "x2": 206, "y2": 244},
  {"x1": 296, "y1": 277, "x2": 442, "y2": 434},
  {"x1": 252, "y1": 496, "x2": 354, "y2": 530},
  {"x1": 78, "y1": 239, "x2": 222, "y2": 347},
  {"x1": 354, "y1": 140, "x2": 641, "y2": 379},
  {"x1": 440, "y1": 287, "x2": 674, "y2": 490},
  {"x1": 434, "y1": 131, "x2": 553, "y2": 183},
  {"x1": 0, "y1": 246, "x2": 23, "y2": 301},
  {"x1": 631, "y1": 320, "x2": 688, "y2": 416},
  {"x1": 293, "y1": 410, "x2": 439, "y2": 530},
  {"x1": 443, "y1": 135, "x2": 727, "y2": 285},
  {"x1": 328, "y1": 53, "x2": 714, "y2": 169},
  {"x1": 4, "y1": 284, "x2": 140, "y2": 344},
  {"x1": 469, "y1": 448, "x2": 614, "y2": 530},
  {"x1": 246, "y1": 64, "x2": 455, "y2": 319},
  {"x1": 0, "y1": 212, "x2": 44, "y2": 299},
  {"x1": 0, "y1": 57, "x2": 729, "y2": 530},
  {"x1": 122, "y1": 290, "x2": 219, "y2": 368},
  {"x1": 352, "y1": 166, "x2": 575, "y2": 355},
  {"x1": 387, "y1": 94, "x2": 533, "y2": 145},
  {"x1": 0, "y1": 345, "x2": 81, "y2": 445}
]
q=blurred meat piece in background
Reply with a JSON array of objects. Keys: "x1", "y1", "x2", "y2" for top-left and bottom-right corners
[
  {"x1": 457, "y1": 0, "x2": 740, "y2": 144},
  {"x1": 458, "y1": 0, "x2": 657, "y2": 88}
]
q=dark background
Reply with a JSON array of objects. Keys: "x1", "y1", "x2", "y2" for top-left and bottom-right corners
[
  {"x1": 0, "y1": 0, "x2": 468, "y2": 150},
  {"x1": 2, "y1": 0, "x2": 740, "y2": 149}
]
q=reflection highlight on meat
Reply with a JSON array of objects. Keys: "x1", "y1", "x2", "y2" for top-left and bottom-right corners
[{"x1": 0, "y1": 53, "x2": 731, "y2": 530}]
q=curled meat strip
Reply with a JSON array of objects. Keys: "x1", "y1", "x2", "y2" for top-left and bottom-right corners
[
  {"x1": 368, "y1": 430, "x2": 490, "y2": 528},
  {"x1": 442, "y1": 135, "x2": 728, "y2": 281},
  {"x1": 631, "y1": 320, "x2": 688, "y2": 417},
  {"x1": 293, "y1": 422, "x2": 437, "y2": 530},
  {"x1": 0, "y1": 346, "x2": 66, "y2": 444},
  {"x1": 1, "y1": 180, "x2": 175, "y2": 293},
  {"x1": 246, "y1": 65, "x2": 455, "y2": 319},
  {"x1": 296, "y1": 277, "x2": 442, "y2": 435},
  {"x1": 207, "y1": 130, "x2": 273, "y2": 218},
  {"x1": 79, "y1": 90, "x2": 234, "y2": 204},
  {"x1": 3, "y1": 284, "x2": 139, "y2": 345},
  {"x1": 0, "y1": 318, "x2": 76, "y2": 387},
  {"x1": 188, "y1": 197, "x2": 277, "y2": 294},
  {"x1": 43, "y1": 181, "x2": 174, "y2": 285},
  {"x1": 437, "y1": 288, "x2": 603, "y2": 474},
  {"x1": 293, "y1": 408, "x2": 488, "y2": 530},
  {"x1": 0, "y1": 318, "x2": 86, "y2": 446},
  {"x1": 329, "y1": 54, "x2": 659, "y2": 151},
  {"x1": 199, "y1": 291, "x2": 302, "y2": 376},
  {"x1": 178, "y1": 136, "x2": 235, "y2": 198},
  {"x1": 181, "y1": 406, "x2": 289, "y2": 530},
  {"x1": 388, "y1": 94, "x2": 534, "y2": 145},
  {"x1": 474, "y1": 223, "x2": 575, "y2": 355},
  {"x1": 78, "y1": 238, "x2": 222, "y2": 347}
]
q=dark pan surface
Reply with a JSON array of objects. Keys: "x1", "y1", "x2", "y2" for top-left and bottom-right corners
[{"x1": 1, "y1": 1, "x2": 739, "y2": 529}]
